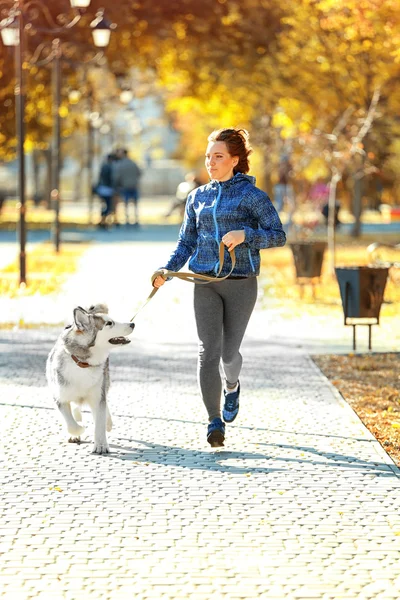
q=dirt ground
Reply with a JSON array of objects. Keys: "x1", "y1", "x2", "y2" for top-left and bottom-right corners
[{"x1": 313, "y1": 353, "x2": 400, "y2": 467}]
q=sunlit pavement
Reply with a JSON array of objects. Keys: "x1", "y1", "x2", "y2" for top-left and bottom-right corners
[{"x1": 1, "y1": 211, "x2": 400, "y2": 599}]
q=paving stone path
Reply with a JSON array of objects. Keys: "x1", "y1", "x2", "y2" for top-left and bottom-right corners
[{"x1": 1, "y1": 232, "x2": 399, "y2": 600}]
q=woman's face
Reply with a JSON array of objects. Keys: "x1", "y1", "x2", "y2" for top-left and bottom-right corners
[{"x1": 205, "y1": 141, "x2": 238, "y2": 182}]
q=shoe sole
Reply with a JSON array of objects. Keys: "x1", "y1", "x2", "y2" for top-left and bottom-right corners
[{"x1": 207, "y1": 429, "x2": 225, "y2": 448}]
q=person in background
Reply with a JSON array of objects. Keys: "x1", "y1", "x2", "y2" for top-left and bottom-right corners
[
  {"x1": 114, "y1": 148, "x2": 142, "y2": 226},
  {"x1": 273, "y1": 156, "x2": 293, "y2": 214},
  {"x1": 322, "y1": 199, "x2": 341, "y2": 228},
  {"x1": 152, "y1": 127, "x2": 286, "y2": 447},
  {"x1": 165, "y1": 172, "x2": 201, "y2": 220},
  {"x1": 95, "y1": 154, "x2": 115, "y2": 230}
]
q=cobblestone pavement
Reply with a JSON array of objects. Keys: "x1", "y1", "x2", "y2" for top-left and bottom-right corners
[{"x1": 1, "y1": 233, "x2": 400, "y2": 600}]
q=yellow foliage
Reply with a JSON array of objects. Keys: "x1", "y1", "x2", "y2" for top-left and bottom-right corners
[
  {"x1": 172, "y1": 22, "x2": 187, "y2": 40},
  {"x1": 24, "y1": 139, "x2": 34, "y2": 152},
  {"x1": 59, "y1": 106, "x2": 69, "y2": 118},
  {"x1": 0, "y1": 243, "x2": 89, "y2": 299},
  {"x1": 272, "y1": 112, "x2": 294, "y2": 130},
  {"x1": 303, "y1": 158, "x2": 330, "y2": 182}
]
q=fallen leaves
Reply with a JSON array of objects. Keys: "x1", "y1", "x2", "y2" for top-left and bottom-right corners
[{"x1": 313, "y1": 353, "x2": 400, "y2": 466}]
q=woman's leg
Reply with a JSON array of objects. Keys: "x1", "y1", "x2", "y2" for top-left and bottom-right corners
[
  {"x1": 122, "y1": 189, "x2": 130, "y2": 223},
  {"x1": 100, "y1": 196, "x2": 108, "y2": 218},
  {"x1": 131, "y1": 188, "x2": 139, "y2": 225},
  {"x1": 104, "y1": 196, "x2": 112, "y2": 218},
  {"x1": 99, "y1": 196, "x2": 108, "y2": 227},
  {"x1": 220, "y1": 278, "x2": 258, "y2": 387},
  {"x1": 193, "y1": 278, "x2": 257, "y2": 421},
  {"x1": 194, "y1": 284, "x2": 224, "y2": 422}
]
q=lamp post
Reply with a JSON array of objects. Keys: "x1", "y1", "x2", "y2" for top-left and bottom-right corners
[
  {"x1": 0, "y1": 9, "x2": 25, "y2": 282},
  {"x1": 0, "y1": 0, "x2": 109, "y2": 279},
  {"x1": 51, "y1": 39, "x2": 62, "y2": 251},
  {"x1": 49, "y1": 21, "x2": 111, "y2": 248},
  {"x1": 50, "y1": 11, "x2": 112, "y2": 247}
]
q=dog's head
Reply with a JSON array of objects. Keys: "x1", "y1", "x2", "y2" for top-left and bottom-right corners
[{"x1": 68, "y1": 305, "x2": 135, "y2": 347}]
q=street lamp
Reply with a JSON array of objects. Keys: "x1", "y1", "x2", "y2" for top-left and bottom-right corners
[
  {"x1": 90, "y1": 11, "x2": 113, "y2": 48},
  {"x1": 49, "y1": 24, "x2": 112, "y2": 250},
  {"x1": 0, "y1": 13, "x2": 18, "y2": 45},
  {"x1": 70, "y1": 0, "x2": 91, "y2": 6},
  {"x1": 1, "y1": 9, "x2": 25, "y2": 283},
  {"x1": 0, "y1": 0, "x2": 99, "y2": 281}
]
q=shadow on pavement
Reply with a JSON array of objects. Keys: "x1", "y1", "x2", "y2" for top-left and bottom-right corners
[
  {"x1": 0, "y1": 401, "x2": 396, "y2": 476},
  {"x1": 105, "y1": 438, "x2": 397, "y2": 477}
]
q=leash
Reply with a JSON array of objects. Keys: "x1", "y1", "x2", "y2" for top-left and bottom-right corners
[{"x1": 130, "y1": 242, "x2": 236, "y2": 322}]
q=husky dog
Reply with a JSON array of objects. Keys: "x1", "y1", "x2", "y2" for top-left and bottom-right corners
[{"x1": 46, "y1": 304, "x2": 135, "y2": 454}]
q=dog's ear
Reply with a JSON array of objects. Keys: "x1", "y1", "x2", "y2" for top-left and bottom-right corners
[
  {"x1": 87, "y1": 303, "x2": 109, "y2": 315},
  {"x1": 73, "y1": 307, "x2": 91, "y2": 331}
]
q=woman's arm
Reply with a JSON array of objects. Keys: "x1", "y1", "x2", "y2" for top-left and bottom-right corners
[
  {"x1": 162, "y1": 192, "x2": 198, "y2": 272},
  {"x1": 242, "y1": 189, "x2": 286, "y2": 249}
]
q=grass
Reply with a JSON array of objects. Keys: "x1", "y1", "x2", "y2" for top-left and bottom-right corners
[{"x1": 0, "y1": 241, "x2": 90, "y2": 298}]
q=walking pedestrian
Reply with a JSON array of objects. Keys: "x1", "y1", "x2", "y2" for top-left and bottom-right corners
[
  {"x1": 165, "y1": 172, "x2": 201, "y2": 219},
  {"x1": 95, "y1": 154, "x2": 115, "y2": 229},
  {"x1": 114, "y1": 148, "x2": 142, "y2": 226},
  {"x1": 153, "y1": 127, "x2": 286, "y2": 447}
]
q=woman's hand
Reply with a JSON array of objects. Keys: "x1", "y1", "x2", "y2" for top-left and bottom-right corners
[
  {"x1": 152, "y1": 275, "x2": 166, "y2": 288},
  {"x1": 222, "y1": 230, "x2": 245, "y2": 252}
]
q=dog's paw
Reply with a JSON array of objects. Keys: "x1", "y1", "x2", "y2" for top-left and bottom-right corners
[
  {"x1": 92, "y1": 442, "x2": 110, "y2": 455},
  {"x1": 68, "y1": 424, "x2": 85, "y2": 437},
  {"x1": 68, "y1": 436, "x2": 82, "y2": 444}
]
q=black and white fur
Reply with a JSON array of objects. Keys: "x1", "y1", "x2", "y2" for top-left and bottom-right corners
[{"x1": 46, "y1": 304, "x2": 135, "y2": 454}]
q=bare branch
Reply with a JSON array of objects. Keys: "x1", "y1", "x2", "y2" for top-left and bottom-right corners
[{"x1": 351, "y1": 87, "x2": 381, "y2": 148}]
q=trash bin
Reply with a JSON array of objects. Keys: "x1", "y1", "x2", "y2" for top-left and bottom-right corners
[
  {"x1": 335, "y1": 266, "x2": 389, "y2": 319},
  {"x1": 335, "y1": 266, "x2": 389, "y2": 349},
  {"x1": 290, "y1": 241, "x2": 327, "y2": 279}
]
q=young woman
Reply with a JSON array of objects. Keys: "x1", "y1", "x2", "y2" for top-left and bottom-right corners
[{"x1": 153, "y1": 128, "x2": 286, "y2": 447}]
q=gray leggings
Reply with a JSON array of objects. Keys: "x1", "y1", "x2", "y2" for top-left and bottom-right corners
[{"x1": 193, "y1": 277, "x2": 258, "y2": 422}]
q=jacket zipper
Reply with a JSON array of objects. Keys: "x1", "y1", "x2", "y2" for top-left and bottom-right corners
[{"x1": 212, "y1": 184, "x2": 222, "y2": 273}]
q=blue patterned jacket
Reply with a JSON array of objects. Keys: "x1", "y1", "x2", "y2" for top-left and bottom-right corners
[{"x1": 163, "y1": 172, "x2": 286, "y2": 278}]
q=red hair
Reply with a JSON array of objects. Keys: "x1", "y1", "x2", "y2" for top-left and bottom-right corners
[{"x1": 207, "y1": 128, "x2": 252, "y2": 174}]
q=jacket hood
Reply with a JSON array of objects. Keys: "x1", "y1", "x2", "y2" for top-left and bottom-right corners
[{"x1": 210, "y1": 172, "x2": 256, "y2": 188}]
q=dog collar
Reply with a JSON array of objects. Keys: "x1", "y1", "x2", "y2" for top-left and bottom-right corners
[{"x1": 71, "y1": 355, "x2": 92, "y2": 369}]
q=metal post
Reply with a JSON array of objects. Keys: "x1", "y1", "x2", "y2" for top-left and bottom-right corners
[
  {"x1": 15, "y1": 12, "x2": 26, "y2": 284},
  {"x1": 87, "y1": 110, "x2": 94, "y2": 223},
  {"x1": 344, "y1": 282, "x2": 349, "y2": 325},
  {"x1": 51, "y1": 40, "x2": 61, "y2": 252}
]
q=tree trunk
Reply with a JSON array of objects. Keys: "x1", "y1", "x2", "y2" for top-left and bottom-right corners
[
  {"x1": 43, "y1": 149, "x2": 52, "y2": 209},
  {"x1": 32, "y1": 149, "x2": 41, "y2": 205},
  {"x1": 327, "y1": 171, "x2": 341, "y2": 277},
  {"x1": 351, "y1": 173, "x2": 363, "y2": 238},
  {"x1": 351, "y1": 152, "x2": 365, "y2": 238}
]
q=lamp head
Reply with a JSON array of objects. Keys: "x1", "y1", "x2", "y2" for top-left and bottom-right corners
[
  {"x1": 70, "y1": 0, "x2": 92, "y2": 8},
  {"x1": 0, "y1": 16, "x2": 19, "y2": 47},
  {"x1": 91, "y1": 11, "x2": 113, "y2": 48}
]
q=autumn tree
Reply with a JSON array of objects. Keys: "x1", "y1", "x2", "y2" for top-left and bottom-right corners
[{"x1": 1, "y1": 0, "x2": 400, "y2": 226}]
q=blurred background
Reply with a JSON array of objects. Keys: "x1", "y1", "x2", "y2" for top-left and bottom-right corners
[{"x1": 0, "y1": 0, "x2": 400, "y2": 242}]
